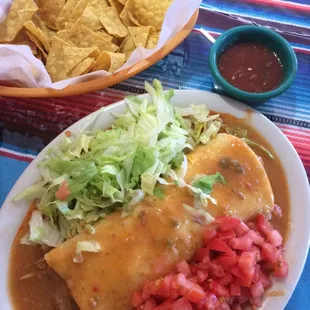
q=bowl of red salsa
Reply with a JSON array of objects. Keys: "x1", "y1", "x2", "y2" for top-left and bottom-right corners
[{"x1": 209, "y1": 26, "x2": 297, "y2": 104}]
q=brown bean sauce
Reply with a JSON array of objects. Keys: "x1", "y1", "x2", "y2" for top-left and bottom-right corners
[
  {"x1": 8, "y1": 114, "x2": 290, "y2": 310},
  {"x1": 218, "y1": 42, "x2": 284, "y2": 93}
]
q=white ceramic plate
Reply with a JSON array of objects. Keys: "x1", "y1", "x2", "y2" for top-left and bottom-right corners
[{"x1": 1, "y1": 90, "x2": 309, "y2": 310}]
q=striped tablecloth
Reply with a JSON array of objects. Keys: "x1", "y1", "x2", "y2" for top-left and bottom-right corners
[{"x1": 0, "y1": 1, "x2": 309, "y2": 308}]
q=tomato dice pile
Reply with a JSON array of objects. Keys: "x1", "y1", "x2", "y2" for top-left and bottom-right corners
[{"x1": 131, "y1": 214, "x2": 288, "y2": 310}]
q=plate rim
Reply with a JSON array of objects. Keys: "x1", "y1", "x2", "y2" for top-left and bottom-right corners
[{"x1": 1, "y1": 89, "x2": 309, "y2": 310}]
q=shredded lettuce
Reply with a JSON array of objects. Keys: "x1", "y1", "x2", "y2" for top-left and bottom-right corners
[
  {"x1": 192, "y1": 173, "x2": 227, "y2": 195},
  {"x1": 241, "y1": 138, "x2": 274, "y2": 160},
  {"x1": 73, "y1": 240, "x2": 102, "y2": 263},
  {"x1": 21, "y1": 210, "x2": 64, "y2": 247},
  {"x1": 224, "y1": 126, "x2": 274, "y2": 160},
  {"x1": 16, "y1": 80, "x2": 222, "y2": 246},
  {"x1": 174, "y1": 104, "x2": 222, "y2": 146}
]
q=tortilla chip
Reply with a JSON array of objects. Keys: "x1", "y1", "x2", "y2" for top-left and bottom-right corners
[
  {"x1": 107, "y1": 0, "x2": 124, "y2": 14},
  {"x1": 35, "y1": 51, "x2": 42, "y2": 61},
  {"x1": 0, "y1": 0, "x2": 38, "y2": 42},
  {"x1": 32, "y1": 14, "x2": 56, "y2": 43},
  {"x1": 92, "y1": 51, "x2": 125, "y2": 72},
  {"x1": 62, "y1": 45, "x2": 98, "y2": 73},
  {"x1": 128, "y1": 10, "x2": 142, "y2": 26},
  {"x1": 57, "y1": 24, "x2": 118, "y2": 52},
  {"x1": 118, "y1": 35, "x2": 135, "y2": 60},
  {"x1": 146, "y1": 31, "x2": 159, "y2": 49},
  {"x1": 95, "y1": 30, "x2": 113, "y2": 42},
  {"x1": 99, "y1": 7, "x2": 128, "y2": 38},
  {"x1": 69, "y1": 57, "x2": 95, "y2": 77},
  {"x1": 128, "y1": 26, "x2": 153, "y2": 48},
  {"x1": 55, "y1": 0, "x2": 89, "y2": 30},
  {"x1": 37, "y1": 0, "x2": 65, "y2": 29},
  {"x1": 24, "y1": 21, "x2": 50, "y2": 52},
  {"x1": 130, "y1": 0, "x2": 172, "y2": 30},
  {"x1": 117, "y1": 0, "x2": 127, "y2": 5},
  {"x1": 119, "y1": 0, "x2": 133, "y2": 27},
  {"x1": 12, "y1": 28, "x2": 37, "y2": 54},
  {"x1": 80, "y1": 0, "x2": 109, "y2": 30},
  {"x1": 25, "y1": 29, "x2": 48, "y2": 60},
  {"x1": 46, "y1": 36, "x2": 72, "y2": 82}
]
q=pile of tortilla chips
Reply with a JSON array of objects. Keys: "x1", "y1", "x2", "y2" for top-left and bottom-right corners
[{"x1": 0, "y1": 0, "x2": 172, "y2": 82}]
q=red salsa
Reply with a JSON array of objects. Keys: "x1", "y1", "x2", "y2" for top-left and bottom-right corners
[{"x1": 218, "y1": 42, "x2": 283, "y2": 93}]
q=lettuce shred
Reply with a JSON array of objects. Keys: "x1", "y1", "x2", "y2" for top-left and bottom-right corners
[{"x1": 15, "y1": 80, "x2": 222, "y2": 246}]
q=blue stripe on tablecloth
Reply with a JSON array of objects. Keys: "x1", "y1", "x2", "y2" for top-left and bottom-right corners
[
  {"x1": 0, "y1": 142, "x2": 38, "y2": 156},
  {"x1": 0, "y1": 156, "x2": 29, "y2": 206},
  {"x1": 284, "y1": 0, "x2": 310, "y2": 4}
]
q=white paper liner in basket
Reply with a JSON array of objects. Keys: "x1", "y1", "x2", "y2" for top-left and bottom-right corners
[{"x1": 0, "y1": 0, "x2": 201, "y2": 89}]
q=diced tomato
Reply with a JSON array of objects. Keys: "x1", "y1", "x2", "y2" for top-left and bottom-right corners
[
  {"x1": 238, "y1": 252, "x2": 256, "y2": 270},
  {"x1": 55, "y1": 180, "x2": 70, "y2": 201},
  {"x1": 170, "y1": 278, "x2": 180, "y2": 300},
  {"x1": 133, "y1": 215, "x2": 288, "y2": 310},
  {"x1": 273, "y1": 204, "x2": 283, "y2": 218},
  {"x1": 193, "y1": 248, "x2": 210, "y2": 263},
  {"x1": 249, "y1": 245, "x2": 261, "y2": 262},
  {"x1": 144, "y1": 299, "x2": 157, "y2": 310},
  {"x1": 215, "y1": 216, "x2": 241, "y2": 230},
  {"x1": 250, "y1": 296, "x2": 263, "y2": 308},
  {"x1": 214, "y1": 253, "x2": 237, "y2": 267},
  {"x1": 267, "y1": 229, "x2": 283, "y2": 247},
  {"x1": 217, "y1": 302, "x2": 230, "y2": 310},
  {"x1": 153, "y1": 299, "x2": 174, "y2": 310},
  {"x1": 218, "y1": 229, "x2": 236, "y2": 240},
  {"x1": 259, "y1": 271, "x2": 273, "y2": 289},
  {"x1": 256, "y1": 214, "x2": 273, "y2": 236},
  {"x1": 238, "y1": 287, "x2": 251, "y2": 304},
  {"x1": 177, "y1": 260, "x2": 191, "y2": 276},
  {"x1": 250, "y1": 281, "x2": 264, "y2": 298},
  {"x1": 171, "y1": 297, "x2": 193, "y2": 310},
  {"x1": 210, "y1": 281, "x2": 230, "y2": 297},
  {"x1": 156, "y1": 277, "x2": 171, "y2": 297},
  {"x1": 197, "y1": 270, "x2": 208, "y2": 283},
  {"x1": 197, "y1": 262, "x2": 209, "y2": 271},
  {"x1": 203, "y1": 228, "x2": 217, "y2": 245},
  {"x1": 188, "y1": 276, "x2": 198, "y2": 284},
  {"x1": 230, "y1": 234, "x2": 253, "y2": 251},
  {"x1": 186, "y1": 286, "x2": 206, "y2": 303},
  {"x1": 217, "y1": 273, "x2": 233, "y2": 286},
  {"x1": 247, "y1": 230, "x2": 264, "y2": 245},
  {"x1": 252, "y1": 265, "x2": 261, "y2": 284},
  {"x1": 261, "y1": 243, "x2": 278, "y2": 264},
  {"x1": 229, "y1": 266, "x2": 244, "y2": 279},
  {"x1": 176, "y1": 274, "x2": 192, "y2": 295},
  {"x1": 142, "y1": 281, "x2": 152, "y2": 301},
  {"x1": 203, "y1": 292, "x2": 219, "y2": 309},
  {"x1": 131, "y1": 291, "x2": 143, "y2": 307},
  {"x1": 240, "y1": 267, "x2": 254, "y2": 287},
  {"x1": 208, "y1": 238, "x2": 234, "y2": 256},
  {"x1": 209, "y1": 263, "x2": 225, "y2": 278},
  {"x1": 234, "y1": 221, "x2": 250, "y2": 237},
  {"x1": 230, "y1": 281, "x2": 241, "y2": 296},
  {"x1": 273, "y1": 259, "x2": 289, "y2": 278}
]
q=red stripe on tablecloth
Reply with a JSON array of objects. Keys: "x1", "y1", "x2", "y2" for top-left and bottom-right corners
[
  {"x1": 278, "y1": 125, "x2": 310, "y2": 173},
  {"x1": 0, "y1": 150, "x2": 33, "y2": 163},
  {"x1": 242, "y1": 0, "x2": 310, "y2": 13}
]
